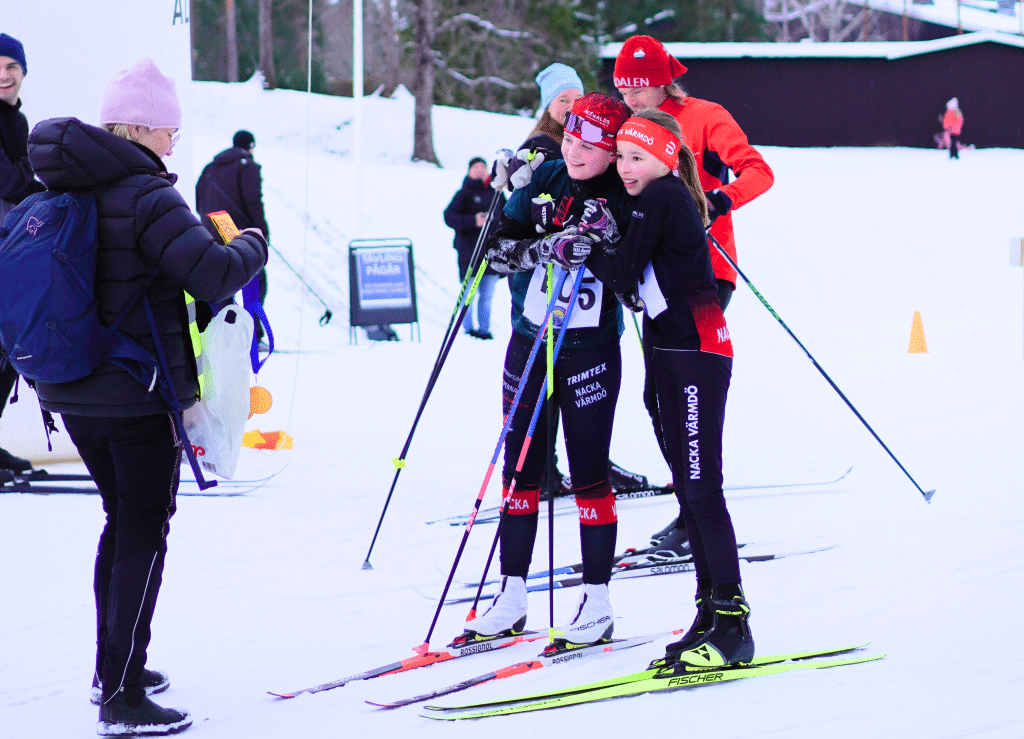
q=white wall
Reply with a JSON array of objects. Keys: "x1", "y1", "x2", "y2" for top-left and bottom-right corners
[{"x1": 0, "y1": 0, "x2": 194, "y2": 464}]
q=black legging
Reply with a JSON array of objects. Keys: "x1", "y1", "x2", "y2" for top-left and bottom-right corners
[
  {"x1": 498, "y1": 331, "x2": 621, "y2": 584},
  {"x1": 643, "y1": 278, "x2": 733, "y2": 467},
  {"x1": 62, "y1": 413, "x2": 180, "y2": 704},
  {"x1": 652, "y1": 348, "x2": 740, "y2": 586},
  {"x1": 0, "y1": 363, "x2": 18, "y2": 419}
]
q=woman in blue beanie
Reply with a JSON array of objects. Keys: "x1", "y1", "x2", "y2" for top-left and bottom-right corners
[{"x1": 520, "y1": 63, "x2": 584, "y2": 160}]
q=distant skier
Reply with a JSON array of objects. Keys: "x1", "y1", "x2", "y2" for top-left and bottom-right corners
[
  {"x1": 943, "y1": 97, "x2": 964, "y2": 160},
  {"x1": 585, "y1": 109, "x2": 752, "y2": 670},
  {"x1": 614, "y1": 35, "x2": 774, "y2": 557},
  {"x1": 443, "y1": 156, "x2": 505, "y2": 340},
  {"x1": 455, "y1": 93, "x2": 632, "y2": 650}
]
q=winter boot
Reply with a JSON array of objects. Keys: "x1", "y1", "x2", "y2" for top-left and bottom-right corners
[
  {"x1": 670, "y1": 584, "x2": 754, "y2": 669},
  {"x1": 647, "y1": 525, "x2": 691, "y2": 561},
  {"x1": 92, "y1": 669, "x2": 169, "y2": 706},
  {"x1": 649, "y1": 587, "x2": 713, "y2": 669},
  {"x1": 0, "y1": 447, "x2": 31, "y2": 473},
  {"x1": 608, "y1": 461, "x2": 648, "y2": 492},
  {"x1": 454, "y1": 576, "x2": 528, "y2": 644},
  {"x1": 97, "y1": 693, "x2": 191, "y2": 736},
  {"x1": 649, "y1": 516, "x2": 679, "y2": 547},
  {"x1": 551, "y1": 583, "x2": 614, "y2": 648}
]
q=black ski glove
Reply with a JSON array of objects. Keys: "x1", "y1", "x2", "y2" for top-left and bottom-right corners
[{"x1": 705, "y1": 188, "x2": 733, "y2": 224}]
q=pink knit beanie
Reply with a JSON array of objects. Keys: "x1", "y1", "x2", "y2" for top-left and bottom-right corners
[{"x1": 99, "y1": 58, "x2": 181, "y2": 130}]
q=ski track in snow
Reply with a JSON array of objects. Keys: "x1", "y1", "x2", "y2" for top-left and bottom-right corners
[{"x1": 1, "y1": 81, "x2": 1023, "y2": 738}]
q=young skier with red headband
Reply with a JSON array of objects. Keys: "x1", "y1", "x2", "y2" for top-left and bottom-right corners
[
  {"x1": 583, "y1": 109, "x2": 753, "y2": 670},
  {"x1": 614, "y1": 34, "x2": 774, "y2": 559},
  {"x1": 452, "y1": 93, "x2": 634, "y2": 651}
]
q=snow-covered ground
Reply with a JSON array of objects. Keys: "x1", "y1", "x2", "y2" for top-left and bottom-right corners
[{"x1": 2, "y1": 81, "x2": 1023, "y2": 738}]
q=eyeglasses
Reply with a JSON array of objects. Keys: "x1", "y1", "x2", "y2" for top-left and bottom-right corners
[
  {"x1": 169, "y1": 131, "x2": 180, "y2": 149},
  {"x1": 563, "y1": 112, "x2": 611, "y2": 145}
]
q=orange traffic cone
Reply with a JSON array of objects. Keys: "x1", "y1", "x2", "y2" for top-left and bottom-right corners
[{"x1": 908, "y1": 311, "x2": 928, "y2": 353}]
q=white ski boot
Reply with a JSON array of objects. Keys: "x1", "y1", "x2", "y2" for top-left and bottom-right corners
[
  {"x1": 552, "y1": 583, "x2": 614, "y2": 648},
  {"x1": 455, "y1": 576, "x2": 528, "y2": 644}
]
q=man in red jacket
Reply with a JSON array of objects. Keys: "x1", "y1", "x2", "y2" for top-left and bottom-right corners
[{"x1": 614, "y1": 35, "x2": 774, "y2": 555}]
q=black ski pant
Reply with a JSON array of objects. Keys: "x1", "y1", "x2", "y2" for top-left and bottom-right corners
[
  {"x1": 949, "y1": 134, "x2": 960, "y2": 159},
  {"x1": 653, "y1": 348, "x2": 740, "y2": 586},
  {"x1": 642, "y1": 279, "x2": 733, "y2": 532},
  {"x1": 62, "y1": 413, "x2": 181, "y2": 705},
  {"x1": 0, "y1": 363, "x2": 17, "y2": 419},
  {"x1": 499, "y1": 331, "x2": 620, "y2": 584}
]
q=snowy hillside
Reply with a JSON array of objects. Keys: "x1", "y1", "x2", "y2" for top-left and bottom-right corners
[{"x1": 1, "y1": 81, "x2": 1023, "y2": 738}]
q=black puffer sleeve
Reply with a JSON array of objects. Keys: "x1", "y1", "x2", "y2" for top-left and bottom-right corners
[{"x1": 134, "y1": 177, "x2": 268, "y2": 303}]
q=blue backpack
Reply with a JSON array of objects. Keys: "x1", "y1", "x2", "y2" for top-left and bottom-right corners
[{"x1": 0, "y1": 191, "x2": 217, "y2": 489}]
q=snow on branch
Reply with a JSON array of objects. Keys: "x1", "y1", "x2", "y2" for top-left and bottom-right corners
[
  {"x1": 438, "y1": 13, "x2": 534, "y2": 39},
  {"x1": 444, "y1": 69, "x2": 534, "y2": 90}
]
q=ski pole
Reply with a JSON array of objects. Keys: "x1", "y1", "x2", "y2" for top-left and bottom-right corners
[
  {"x1": 465, "y1": 266, "x2": 586, "y2": 620},
  {"x1": 361, "y1": 260, "x2": 488, "y2": 570},
  {"x1": 361, "y1": 197, "x2": 502, "y2": 569},
  {"x1": 707, "y1": 231, "x2": 935, "y2": 503},
  {"x1": 418, "y1": 267, "x2": 584, "y2": 654},
  {"x1": 545, "y1": 265, "x2": 557, "y2": 635},
  {"x1": 437, "y1": 192, "x2": 503, "y2": 350},
  {"x1": 266, "y1": 241, "x2": 334, "y2": 325}
]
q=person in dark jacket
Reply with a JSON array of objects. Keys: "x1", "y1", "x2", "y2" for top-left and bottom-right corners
[
  {"x1": 0, "y1": 33, "x2": 45, "y2": 473},
  {"x1": 443, "y1": 156, "x2": 504, "y2": 339},
  {"x1": 195, "y1": 130, "x2": 269, "y2": 337},
  {"x1": 28, "y1": 58, "x2": 266, "y2": 737}
]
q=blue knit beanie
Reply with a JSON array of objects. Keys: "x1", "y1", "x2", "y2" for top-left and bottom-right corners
[
  {"x1": 0, "y1": 34, "x2": 27, "y2": 74},
  {"x1": 536, "y1": 63, "x2": 583, "y2": 116}
]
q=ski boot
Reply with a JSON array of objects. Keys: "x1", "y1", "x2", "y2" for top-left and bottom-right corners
[
  {"x1": 608, "y1": 461, "x2": 648, "y2": 493},
  {"x1": 648, "y1": 587, "x2": 713, "y2": 669},
  {"x1": 548, "y1": 583, "x2": 614, "y2": 651},
  {"x1": 647, "y1": 525, "x2": 691, "y2": 561},
  {"x1": 0, "y1": 447, "x2": 31, "y2": 474},
  {"x1": 452, "y1": 576, "x2": 528, "y2": 646},
  {"x1": 648, "y1": 515, "x2": 679, "y2": 548},
  {"x1": 666, "y1": 584, "x2": 754, "y2": 670},
  {"x1": 97, "y1": 693, "x2": 191, "y2": 736},
  {"x1": 92, "y1": 668, "x2": 169, "y2": 705}
]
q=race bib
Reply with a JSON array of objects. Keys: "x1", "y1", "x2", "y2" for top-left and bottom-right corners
[
  {"x1": 638, "y1": 261, "x2": 667, "y2": 319},
  {"x1": 523, "y1": 266, "x2": 603, "y2": 330}
]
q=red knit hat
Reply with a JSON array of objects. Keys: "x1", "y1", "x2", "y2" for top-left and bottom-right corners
[
  {"x1": 613, "y1": 35, "x2": 687, "y2": 89},
  {"x1": 563, "y1": 92, "x2": 631, "y2": 151}
]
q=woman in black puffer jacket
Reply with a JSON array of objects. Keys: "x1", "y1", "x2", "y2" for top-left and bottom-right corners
[{"x1": 28, "y1": 59, "x2": 266, "y2": 737}]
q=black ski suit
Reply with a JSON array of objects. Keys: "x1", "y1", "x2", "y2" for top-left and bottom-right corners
[
  {"x1": 485, "y1": 161, "x2": 633, "y2": 585},
  {"x1": 587, "y1": 174, "x2": 741, "y2": 587}
]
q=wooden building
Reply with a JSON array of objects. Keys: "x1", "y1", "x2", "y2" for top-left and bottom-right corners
[{"x1": 600, "y1": 32, "x2": 1024, "y2": 148}]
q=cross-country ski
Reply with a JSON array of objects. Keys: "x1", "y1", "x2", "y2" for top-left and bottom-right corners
[{"x1": 3, "y1": 19, "x2": 1012, "y2": 739}]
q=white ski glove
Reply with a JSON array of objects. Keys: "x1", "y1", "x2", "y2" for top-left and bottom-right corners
[
  {"x1": 508, "y1": 148, "x2": 545, "y2": 190},
  {"x1": 490, "y1": 149, "x2": 514, "y2": 191}
]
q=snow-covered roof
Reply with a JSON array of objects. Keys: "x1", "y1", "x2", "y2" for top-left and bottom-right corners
[
  {"x1": 843, "y1": 0, "x2": 1024, "y2": 35},
  {"x1": 601, "y1": 30, "x2": 1024, "y2": 60}
]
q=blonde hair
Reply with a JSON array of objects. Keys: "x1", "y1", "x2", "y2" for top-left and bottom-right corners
[
  {"x1": 664, "y1": 83, "x2": 688, "y2": 104},
  {"x1": 527, "y1": 109, "x2": 565, "y2": 146},
  {"x1": 105, "y1": 123, "x2": 134, "y2": 140},
  {"x1": 632, "y1": 109, "x2": 709, "y2": 226}
]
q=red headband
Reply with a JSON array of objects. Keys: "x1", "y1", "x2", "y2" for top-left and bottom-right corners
[{"x1": 616, "y1": 117, "x2": 680, "y2": 170}]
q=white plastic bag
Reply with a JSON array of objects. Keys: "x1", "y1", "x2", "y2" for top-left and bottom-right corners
[{"x1": 182, "y1": 305, "x2": 254, "y2": 479}]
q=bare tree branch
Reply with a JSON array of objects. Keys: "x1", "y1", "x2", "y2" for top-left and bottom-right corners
[{"x1": 437, "y1": 12, "x2": 534, "y2": 39}]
